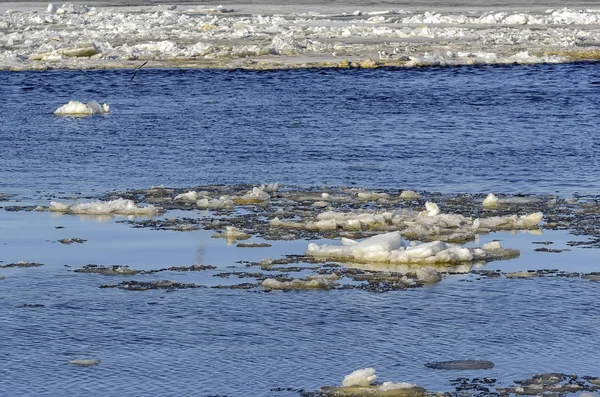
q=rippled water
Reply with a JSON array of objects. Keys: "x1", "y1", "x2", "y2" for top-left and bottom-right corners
[
  {"x1": 2, "y1": 63, "x2": 600, "y2": 196},
  {"x1": 2, "y1": 64, "x2": 600, "y2": 396}
]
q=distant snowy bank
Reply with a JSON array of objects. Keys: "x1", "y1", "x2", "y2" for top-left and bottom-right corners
[{"x1": 1, "y1": 3, "x2": 600, "y2": 70}]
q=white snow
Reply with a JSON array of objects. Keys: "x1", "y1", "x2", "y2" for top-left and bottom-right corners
[{"x1": 54, "y1": 100, "x2": 109, "y2": 115}]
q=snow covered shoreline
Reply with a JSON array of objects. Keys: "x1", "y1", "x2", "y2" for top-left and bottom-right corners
[{"x1": 1, "y1": 2, "x2": 600, "y2": 71}]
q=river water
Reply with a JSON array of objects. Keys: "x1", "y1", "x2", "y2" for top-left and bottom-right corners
[
  {"x1": 1, "y1": 63, "x2": 600, "y2": 396},
  {"x1": 1, "y1": 63, "x2": 600, "y2": 197}
]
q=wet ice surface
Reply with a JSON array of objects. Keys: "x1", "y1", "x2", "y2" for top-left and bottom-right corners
[
  {"x1": 1, "y1": 202, "x2": 600, "y2": 396},
  {"x1": 2, "y1": 64, "x2": 600, "y2": 196}
]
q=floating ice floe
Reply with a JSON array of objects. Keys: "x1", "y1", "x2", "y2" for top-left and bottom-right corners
[
  {"x1": 399, "y1": 190, "x2": 422, "y2": 200},
  {"x1": 69, "y1": 359, "x2": 100, "y2": 366},
  {"x1": 262, "y1": 275, "x2": 339, "y2": 290},
  {"x1": 306, "y1": 231, "x2": 519, "y2": 265},
  {"x1": 196, "y1": 196, "x2": 234, "y2": 209},
  {"x1": 174, "y1": 191, "x2": 201, "y2": 202},
  {"x1": 239, "y1": 186, "x2": 271, "y2": 202},
  {"x1": 43, "y1": 198, "x2": 160, "y2": 215},
  {"x1": 321, "y1": 368, "x2": 423, "y2": 397},
  {"x1": 212, "y1": 226, "x2": 250, "y2": 241},
  {"x1": 271, "y1": 201, "x2": 543, "y2": 243},
  {"x1": 54, "y1": 100, "x2": 109, "y2": 115}
]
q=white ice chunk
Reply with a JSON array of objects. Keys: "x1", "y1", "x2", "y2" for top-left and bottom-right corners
[
  {"x1": 419, "y1": 202, "x2": 441, "y2": 217},
  {"x1": 483, "y1": 193, "x2": 498, "y2": 208},
  {"x1": 399, "y1": 190, "x2": 421, "y2": 200},
  {"x1": 54, "y1": 100, "x2": 110, "y2": 116},
  {"x1": 308, "y1": 231, "x2": 516, "y2": 264},
  {"x1": 174, "y1": 191, "x2": 199, "y2": 202},
  {"x1": 243, "y1": 186, "x2": 270, "y2": 201},
  {"x1": 342, "y1": 368, "x2": 377, "y2": 387},
  {"x1": 380, "y1": 381, "x2": 417, "y2": 391},
  {"x1": 48, "y1": 198, "x2": 159, "y2": 215}
]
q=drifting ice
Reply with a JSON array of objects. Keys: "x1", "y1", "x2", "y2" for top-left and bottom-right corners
[
  {"x1": 54, "y1": 100, "x2": 110, "y2": 115},
  {"x1": 46, "y1": 198, "x2": 159, "y2": 215},
  {"x1": 306, "y1": 231, "x2": 519, "y2": 264}
]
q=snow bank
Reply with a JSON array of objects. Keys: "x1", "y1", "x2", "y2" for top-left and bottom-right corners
[
  {"x1": 46, "y1": 198, "x2": 159, "y2": 215},
  {"x1": 54, "y1": 100, "x2": 109, "y2": 115},
  {"x1": 306, "y1": 231, "x2": 519, "y2": 264}
]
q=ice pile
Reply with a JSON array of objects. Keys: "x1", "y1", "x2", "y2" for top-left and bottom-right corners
[
  {"x1": 2, "y1": 4, "x2": 600, "y2": 70},
  {"x1": 212, "y1": 226, "x2": 249, "y2": 240},
  {"x1": 54, "y1": 100, "x2": 109, "y2": 115},
  {"x1": 196, "y1": 196, "x2": 234, "y2": 209},
  {"x1": 262, "y1": 275, "x2": 339, "y2": 290},
  {"x1": 271, "y1": 201, "x2": 543, "y2": 242},
  {"x1": 342, "y1": 368, "x2": 378, "y2": 387},
  {"x1": 240, "y1": 185, "x2": 271, "y2": 202},
  {"x1": 306, "y1": 231, "x2": 519, "y2": 265},
  {"x1": 45, "y1": 198, "x2": 160, "y2": 215},
  {"x1": 321, "y1": 368, "x2": 423, "y2": 397}
]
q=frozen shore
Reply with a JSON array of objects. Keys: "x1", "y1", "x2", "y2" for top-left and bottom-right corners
[{"x1": 2, "y1": 1, "x2": 600, "y2": 70}]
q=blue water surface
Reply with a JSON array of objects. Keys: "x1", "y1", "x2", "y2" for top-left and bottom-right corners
[{"x1": 1, "y1": 63, "x2": 599, "y2": 196}]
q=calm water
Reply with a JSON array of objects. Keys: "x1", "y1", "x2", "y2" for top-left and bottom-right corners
[
  {"x1": 0, "y1": 210, "x2": 599, "y2": 396},
  {"x1": 1, "y1": 63, "x2": 600, "y2": 197},
  {"x1": 2, "y1": 64, "x2": 600, "y2": 396}
]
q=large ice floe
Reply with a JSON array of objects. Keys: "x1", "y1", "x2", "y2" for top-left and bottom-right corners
[
  {"x1": 42, "y1": 198, "x2": 160, "y2": 215},
  {"x1": 54, "y1": 100, "x2": 109, "y2": 115},
  {"x1": 306, "y1": 231, "x2": 519, "y2": 265},
  {"x1": 271, "y1": 201, "x2": 543, "y2": 243},
  {"x1": 2, "y1": 3, "x2": 600, "y2": 70}
]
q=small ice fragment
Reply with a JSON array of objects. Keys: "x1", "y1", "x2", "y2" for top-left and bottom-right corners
[
  {"x1": 342, "y1": 368, "x2": 377, "y2": 387},
  {"x1": 482, "y1": 241, "x2": 502, "y2": 251},
  {"x1": 483, "y1": 193, "x2": 498, "y2": 208},
  {"x1": 380, "y1": 381, "x2": 417, "y2": 391},
  {"x1": 415, "y1": 267, "x2": 442, "y2": 283},
  {"x1": 47, "y1": 3, "x2": 56, "y2": 13},
  {"x1": 399, "y1": 190, "x2": 421, "y2": 200},
  {"x1": 174, "y1": 191, "x2": 199, "y2": 202},
  {"x1": 419, "y1": 202, "x2": 441, "y2": 217}
]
